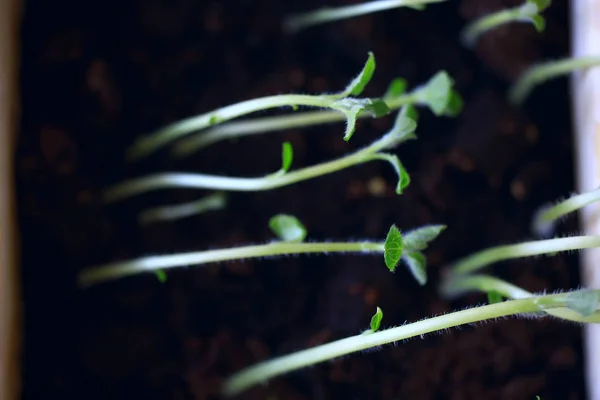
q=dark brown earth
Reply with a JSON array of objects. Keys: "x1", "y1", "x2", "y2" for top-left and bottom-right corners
[{"x1": 18, "y1": 0, "x2": 582, "y2": 399}]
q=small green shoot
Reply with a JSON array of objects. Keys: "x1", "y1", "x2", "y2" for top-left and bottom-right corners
[
  {"x1": 461, "y1": 0, "x2": 552, "y2": 48},
  {"x1": 155, "y1": 270, "x2": 167, "y2": 283},
  {"x1": 128, "y1": 53, "x2": 390, "y2": 160},
  {"x1": 509, "y1": 55, "x2": 600, "y2": 105},
  {"x1": 103, "y1": 107, "x2": 417, "y2": 203},
  {"x1": 283, "y1": 0, "x2": 448, "y2": 33},
  {"x1": 413, "y1": 71, "x2": 463, "y2": 117},
  {"x1": 269, "y1": 214, "x2": 307, "y2": 242},
  {"x1": 384, "y1": 225, "x2": 403, "y2": 272},
  {"x1": 487, "y1": 291, "x2": 504, "y2": 304},
  {"x1": 566, "y1": 289, "x2": 600, "y2": 317},
  {"x1": 138, "y1": 192, "x2": 227, "y2": 225},
  {"x1": 281, "y1": 142, "x2": 294, "y2": 173},
  {"x1": 370, "y1": 307, "x2": 383, "y2": 332}
]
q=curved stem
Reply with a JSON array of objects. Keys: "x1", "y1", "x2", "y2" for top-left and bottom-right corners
[
  {"x1": 222, "y1": 295, "x2": 567, "y2": 397},
  {"x1": 533, "y1": 187, "x2": 600, "y2": 237},
  {"x1": 450, "y1": 235, "x2": 600, "y2": 276},
  {"x1": 128, "y1": 94, "x2": 350, "y2": 160},
  {"x1": 79, "y1": 241, "x2": 384, "y2": 287},
  {"x1": 509, "y1": 55, "x2": 600, "y2": 105},
  {"x1": 461, "y1": 9, "x2": 517, "y2": 47}
]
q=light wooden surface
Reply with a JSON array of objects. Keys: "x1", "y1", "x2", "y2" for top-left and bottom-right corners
[
  {"x1": 0, "y1": 0, "x2": 21, "y2": 399},
  {"x1": 571, "y1": 1, "x2": 600, "y2": 399}
]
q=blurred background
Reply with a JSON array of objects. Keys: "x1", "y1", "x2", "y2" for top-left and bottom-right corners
[{"x1": 17, "y1": 0, "x2": 581, "y2": 399}]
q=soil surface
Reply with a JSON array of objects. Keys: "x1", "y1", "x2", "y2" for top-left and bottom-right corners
[{"x1": 18, "y1": 0, "x2": 582, "y2": 399}]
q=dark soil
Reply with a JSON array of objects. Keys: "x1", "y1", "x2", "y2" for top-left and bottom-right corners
[{"x1": 18, "y1": 0, "x2": 582, "y2": 399}]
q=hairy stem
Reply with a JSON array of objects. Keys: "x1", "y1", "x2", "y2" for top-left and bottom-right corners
[
  {"x1": 449, "y1": 235, "x2": 600, "y2": 276},
  {"x1": 222, "y1": 294, "x2": 568, "y2": 397},
  {"x1": 79, "y1": 241, "x2": 384, "y2": 287}
]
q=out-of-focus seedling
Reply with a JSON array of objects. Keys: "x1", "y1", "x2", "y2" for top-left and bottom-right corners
[
  {"x1": 283, "y1": 0, "x2": 447, "y2": 33},
  {"x1": 461, "y1": 0, "x2": 552, "y2": 48}
]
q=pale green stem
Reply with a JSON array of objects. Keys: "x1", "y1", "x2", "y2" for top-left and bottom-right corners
[
  {"x1": 450, "y1": 235, "x2": 600, "y2": 276},
  {"x1": 171, "y1": 93, "x2": 417, "y2": 158},
  {"x1": 138, "y1": 192, "x2": 227, "y2": 225},
  {"x1": 79, "y1": 241, "x2": 384, "y2": 287},
  {"x1": 462, "y1": 9, "x2": 523, "y2": 47},
  {"x1": 127, "y1": 94, "x2": 360, "y2": 160},
  {"x1": 509, "y1": 55, "x2": 600, "y2": 105},
  {"x1": 222, "y1": 295, "x2": 568, "y2": 397},
  {"x1": 103, "y1": 129, "x2": 403, "y2": 203},
  {"x1": 532, "y1": 187, "x2": 600, "y2": 237},
  {"x1": 284, "y1": 0, "x2": 446, "y2": 32},
  {"x1": 440, "y1": 274, "x2": 600, "y2": 324}
]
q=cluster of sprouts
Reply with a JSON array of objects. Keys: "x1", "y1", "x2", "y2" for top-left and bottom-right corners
[{"x1": 79, "y1": 0, "x2": 600, "y2": 397}]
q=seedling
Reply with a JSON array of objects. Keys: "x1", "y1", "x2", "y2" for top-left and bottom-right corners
[
  {"x1": 78, "y1": 215, "x2": 445, "y2": 287},
  {"x1": 103, "y1": 107, "x2": 417, "y2": 203},
  {"x1": 283, "y1": 0, "x2": 447, "y2": 33},
  {"x1": 128, "y1": 53, "x2": 391, "y2": 160},
  {"x1": 461, "y1": 0, "x2": 552, "y2": 48},
  {"x1": 532, "y1": 186, "x2": 600, "y2": 237},
  {"x1": 221, "y1": 288, "x2": 600, "y2": 397},
  {"x1": 509, "y1": 55, "x2": 600, "y2": 105},
  {"x1": 171, "y1": 71, "x2": 462, "y2": 157}
]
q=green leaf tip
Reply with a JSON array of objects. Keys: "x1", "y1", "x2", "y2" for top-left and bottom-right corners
[
  {"x1": 155, "y1": 269, "x2": 167, "y2": 283},
  {"x1": 566, "y1": 289, "x2": 600, "y2": 317},
  {"x1": 487, "y1": 291, "x2": 504, "y2": 305},
  {"x1": 384, "y1": 225, "x2": 403, "y2": 272},
  {"x1": 281, "y1": 142, "x2": 294, "y2": 173},
  {"x1": 269, "y1": 214, "x2": 307, "y2": 242},
  {"x1": 384, "y1": 78, "x2": 408, "y2": 98},
  {"x1": 403, "y1": 225, "x2": 446, "y2": 251},
  {"x1": 530, "y1": 15, "x2": 545, "y2": 32},
  {"x1": 402, "y1": 251, "x2": 427, "y2": 285},
  {"x1": 344, "y1": 52, "x2": 376, "y2": 97},
  {"x1": 418, "y1": 71, "x2": 463, "y2": 117},
  {"x1": 370, "y1": 306, "x2": 383, "y2": 332}
]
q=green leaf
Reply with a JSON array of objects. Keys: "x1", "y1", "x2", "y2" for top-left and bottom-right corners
[
  {"x1": 370, "y1": 306, "x2": 383, "y2": 332},
  {"x1": 384, "y1": 78, "x2": 408, "y2": 98},
  {"x1": 342, "y1": 52, "x2": 376, "y2": 97},
  {"x1": 281, "y1": 142, "x2": 293, "y2": 173},
  {"x1": 388, "y1": 154, "x2": 410, "y2": 194},
  {"x1": 155, "y1": 270, "x2": 167, "y2": 283},
  {"x1": 363, "y1": 99, "x2": 391, "y2": 117},
  {"x1": 402, "y1": 251, "x2": 427, "y2": 285},
  {"x1": 530, "y1": 15, "x2": 546, "y2": 32},
  {"x1": 487, "y1": 291, "x2": 504, "y2": 304},
  {"x1": 419, "y1": 71, "x2": 455, "y2": 116},
  {"x1": 566, "y1": 289, "x2": 600, "y2": 317},
  {"x1": 269, "y1": 214, "x2": 307, "y2": 242},
  {"x1": 343, "y1": 105, "x2": 362, "y2": 141},
  {"x1": 442, "y1": 91, "x2": 464, "y2": 117},
  {"x1": 386, "y1": 106, "x2": 418, "y2": 143},
  {"x1": 384, "y1": 225, "x2": 403, "y2": 272},
  {"x1": 403, "y1": 225, "x2": 446, "y2": 251}
]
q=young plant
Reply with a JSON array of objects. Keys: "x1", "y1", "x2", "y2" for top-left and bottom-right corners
[
  {"x1": 78, "y1": 215, "x2": 444, "y2": 288},
  {"x1": 509, "y1": 55, "x2": 600, "y2": 105},
  {"x1": 532, "y1": 186, "x2": 600, "y2": 237},
  {"x1": 103, "y1": 107, "x2": 416, "y2": 203},
  {"x1": 460, "y1": 0, "x2": 551, "y2": 48},
  {"x1": 128, "y1": 53, "x2": 390, "y2": 160},
  {"x1": 283, "y1": 0, "x2": 447, "y2": 33},
  {"x1": 221, "y1": 288, "x2": 600, "y2": 397},
  {"x1": 171, "y1": 71, "x2": 463, "y2": 158}
]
